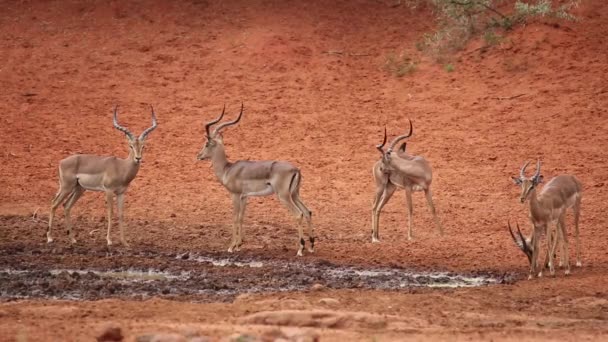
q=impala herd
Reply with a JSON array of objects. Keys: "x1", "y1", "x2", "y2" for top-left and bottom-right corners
[{"x1": 46, "y1": 104, "x2": 583, "y2": 280}]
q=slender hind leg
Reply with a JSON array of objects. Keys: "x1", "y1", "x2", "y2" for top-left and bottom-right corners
[
  {"x1": 292, "y1": 192, "x2": 314, "y2": 252},
  {"x1": 63, "y1": 186, "x2": 85, "y2": 244},
  {"x1": 48, "y1": 184, "x2": 75, "y2": 243},
  {"x1": 371, "y1": 183, "x2": 396, "y2": 243},
  {"x1": 280, "y1": 196, "x2": 307, "y2": 257},
  {"x1": 424, "y1": 187, "x2": 443, "y2": 236}
]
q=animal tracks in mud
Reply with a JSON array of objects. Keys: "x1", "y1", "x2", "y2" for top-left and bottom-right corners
[{"x1": 0, "y1": 245, "x2": 513, "y2": 302}]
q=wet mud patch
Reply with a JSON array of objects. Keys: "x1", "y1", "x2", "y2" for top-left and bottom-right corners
[{"x1": 0, "y1": 245, "x2": 514, "y2": 302}]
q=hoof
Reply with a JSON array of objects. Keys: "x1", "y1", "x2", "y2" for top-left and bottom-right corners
[
  {"x1": 528, "y1": 274, "x2": 534, "y2": 280},
  {"x1": 576, "y1": 261, "x2": 582, "y2": 267},
  {"x1": 107, "y1": 239, "x2": 113, "y2": 246},
  {"x1": 121, "y1": 240, "x2": 130, "y2": 248},
  {"x1": 565, "y1": 269, "x2": 571, "y2": 276},
  {"x1": 47, "y1": 237, "x2": 53, "y2": 243},
  {"x1": 307, "y1": 247, "x2": 315, "y2": 253},
  {"x1": 296, "y1": 249, "x2": 303, "y2": 257},
  {"x1": 371, "y1": 237, "x2": 380, "y2": 243}
]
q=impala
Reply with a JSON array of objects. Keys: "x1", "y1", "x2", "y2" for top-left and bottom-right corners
[
  {"x1": 509, "y1": 160, "x2": 582, "y2": 278},
  {"x1": 47, "y1": 105, "x2": 157, "y2": 247},
  {"x1": 371, "y1": 121, "x2": 443, "y2": 242},
  {"x1": 197, "y1": 104, "x2": 315, "y2": 256}
]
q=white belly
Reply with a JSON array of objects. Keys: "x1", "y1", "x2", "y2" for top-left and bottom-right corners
[{"x1": 76, "y1": 173, "x2": 106, "y2": 191}]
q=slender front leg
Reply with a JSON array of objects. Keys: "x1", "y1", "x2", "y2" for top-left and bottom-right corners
[
  {"x1": 234, "y1": 196, "x2": 248, "y2": 251},
  {"x1": 105, "y1": 192, "x2": 114, "y2": 246},
  {"x1": 529, "y1": 228, "x2": 542, "y2": 279},
  {"x1": 228, "y1": 194, "x2": 241, "y2": 253},
  {"x1": 371, "y1": 183, "x2": 396, "y2": 243},
  {"x1": 548, "y1": 225, "x2": 557, "y2": 276},
  {"x1": 573, "y1": 199, "x2": 582, "y2": 267},
  {"x1": 424, "y1": 188, "x2": 443, "y2": 236},
  {"x1": 405, "y1": 188, "x2": 414, "y2": 240},
  {"x1": 558, "y1": 216, "x2": 571, "y2": 275},
  {"x1": 116, "y1": 193, "x2": 129, "y2": 247}
]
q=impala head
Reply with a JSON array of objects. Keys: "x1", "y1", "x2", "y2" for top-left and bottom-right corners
[
  {"x1": 508, "y1": 221, "x2": 533, "y2": 264},
  {"x1": 511, "y1": 160, "x2": 544, "y2": 203},
  {"x1": 113, "y1": 105, "x2": 158, "y2": 164},
  {"x1": 376, "y1": 120, "x2": 413, "y2": 169},
  {"x1": 197, "y1": 103, "x2": 243, "y2": 161}
]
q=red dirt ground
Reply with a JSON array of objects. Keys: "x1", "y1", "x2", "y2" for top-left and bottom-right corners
[{"x1": 1, "y1": 0, "x2": 608, "y2": 341}]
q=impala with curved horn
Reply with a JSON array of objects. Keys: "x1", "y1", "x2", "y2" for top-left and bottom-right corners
[
  {"x1": 371, "y1": 120, "x2": 443, "y2": 242},
  {"x1": 509, "y1": 160, "x2": 582, "y2": 279},
  {"x1": 47, "y1": 105, "x2": 158, "y2": 247},
  {"x1": 197, "y1": 104, "x2": 315, "y2": 256}
]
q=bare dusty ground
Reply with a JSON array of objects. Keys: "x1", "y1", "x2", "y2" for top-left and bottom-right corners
[{"x1": 1, "y1": 0, "x2": 608, "y2": 341}]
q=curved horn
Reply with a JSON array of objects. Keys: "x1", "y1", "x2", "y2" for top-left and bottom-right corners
[
  {"x1": 520, "y1": 161, "x2": 530, "y2": 178},
  {"x1": 533, "y1": 159, "x2": 541, "y2": 180},
  {"x1": 508, "y1": 220, "x2": 524, "y2": 250},
  {"x1": 205, "y1": 104, "x2": 226, "y2": 137},
  {"x1": 388, "y1": 119, "x2": 413, "y2": 151},
  {"x1": 113, "y1": 105, "x2": 135, "y2": 140},
  {"x1": 376, "y1": 126, "x2": 387, "y2": 155},
  {"x1": 212, "y1": 102, "x2": 243, "y2": 136},
  {"x1": 139, "y1": 105, "x2": 158, "y2": 140},
  {"x1": 516, "y1": 222, "x2": 532, "y2": 255}
]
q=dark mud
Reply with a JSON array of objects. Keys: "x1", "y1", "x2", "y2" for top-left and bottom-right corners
[{"x1": 0, "y1": 244, "x2": 514, "y2": 302}]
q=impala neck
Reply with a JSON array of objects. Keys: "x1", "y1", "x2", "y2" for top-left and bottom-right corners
[
  {"x1": 210, "y1": 144, "x2": 230, "y2": 182},
  {"x1": 527, "y1": 187, "x2": 544, "y2": 220},
  {"x1": 123, "y1": 148, "x2": 141, "y2": 182}
]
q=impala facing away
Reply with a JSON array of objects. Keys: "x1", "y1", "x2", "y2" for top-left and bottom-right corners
[
  {"x1": 371, "y1": 121, "x2": 443, "y2": 243},
  {"x1": 509, "y1": 160, "x2": 582, "y2": 279},
  {"x1": 47, "y1": 106, "x2": 158, "y2": 247},
  {"x1": 197, "y1": 104, "x2": 315, "y2": 256}
]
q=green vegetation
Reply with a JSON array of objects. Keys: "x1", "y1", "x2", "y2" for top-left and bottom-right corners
[
  {"x1": 413, "y1": 0, "x2": 580, "y2": 60},
  {"x1": 383, "y1": 51, "x2": 418, "y2": 77}
]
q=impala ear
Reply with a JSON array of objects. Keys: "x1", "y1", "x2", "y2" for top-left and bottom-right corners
[
  {"x1": 398, "y1": 142, "x2": 406, "y2": 152},
  {"x1": 511, "y1": 176, "x2": 522, "y2": 185},
  {"x1": 535, "y1": 175, "x2": 544, "y2": 184}
]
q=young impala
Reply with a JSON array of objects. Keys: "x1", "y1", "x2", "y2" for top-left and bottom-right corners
[
  {"x1": 47, "y1": 105, "x2": 157, "y2": 247},
  {"x1": 371, "y1": 121, "x2": 443, "y2": 242},
  {"x1": 509, "y1": 160, "x2": 582, "y2": 279},
  {"x1": 197, "y1": 104, "x2": 315, "y2": 256}
]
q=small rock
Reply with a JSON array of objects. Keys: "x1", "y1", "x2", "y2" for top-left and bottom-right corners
[
  {"x1": 96, "y1": 323, "x2": 123, "y2": 342},
  {"x1": 318, "y1": 298, "x2": 340, "y2": 305},
  {"x1": 310, "y1": 283, "x2": 325, "y2": 291}
]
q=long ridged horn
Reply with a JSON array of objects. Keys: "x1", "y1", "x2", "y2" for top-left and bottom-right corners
[
  {"x1": 212, "y1": 102, "x2": 243, "y2": 136},
  {"x1": 205, "y1": 104, "x2": 226, "y2": 137},
  {"x1": 139, "y1": 105, "x2": 158, "y2": 140},
  {"x1": 376, "y1": 126, "x2": 387, "y2": 155},
  {"x1": 113, "y1": 105, "x2": 135, "y2": 140},
  {"x1": 388, "y1": 119, "x2": 413, "y2": 151}
]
